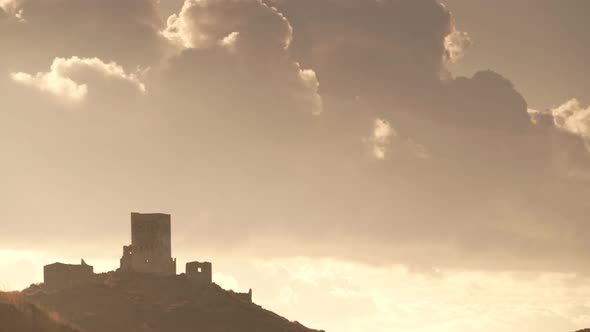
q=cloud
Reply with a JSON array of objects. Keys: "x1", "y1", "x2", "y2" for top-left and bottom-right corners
[
  {"x1": 367, "y1": 118, "x2": 396, "y2": 160},
  {"x1": 0, "y1": 0, "x2": 22, "y2": 21},
  {"x1": 296, "y1": 67, "x2": 323, "y2": 115},
  {"x1": 3, "y1": 2, "x2": 590, "y2": 331},
  {"x1": 10, "y1": 57, "x2": 146, "y2": 102},
  {"x1": 444, "y1": 26, "x2": 472, "y2": 63},
  {"x1": 219, "y1": 31, "x2": 240, "y2": 50},
  {"x1": 11, "y1": 71, "x2": 87, "y2": 102},
  {"x1": 2, "y1": 0, "x2": 590, "y2": 278},
  {"x1": 251, "y1": 258, "x2": 590, "y2": 332},
  {"x1": 0, "y1": 0, "x2": 166, "y2": 70},
  {"x1": 550, "y1": 99, "x2": 590, "y2": 144},
  {"x1": 0, "y1": 0, "x2": 15, "y2": 12},
  {"x1": 272, "y1": 0, "x2": 452, "y2": 101},
  {"x1": 157, "y1": 0, "x2": 322, "y2": 116},
  {"x1": 162, "y1": 0, "x2": 292, "y2": 53}
]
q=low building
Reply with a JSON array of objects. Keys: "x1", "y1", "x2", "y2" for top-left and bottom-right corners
[{"x1": 44, "y1": 259, "x2": 93, "y2": 289}]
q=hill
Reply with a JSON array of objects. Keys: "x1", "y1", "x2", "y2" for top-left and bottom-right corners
[
  {"x1": 20, "y1": 271, "x2": 323, "y2": 332},
  {"x1": 0, "y1": 291, "x2": 80, "y2": 332}
]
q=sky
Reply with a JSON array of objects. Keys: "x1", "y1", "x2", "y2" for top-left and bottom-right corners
[{"x1": 1, "y1": 0, "x2": 590, "y2": 331}]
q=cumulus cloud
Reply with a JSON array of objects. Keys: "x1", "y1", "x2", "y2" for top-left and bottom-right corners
[
  {"x1": 10, "y1": 57, "x2": 146, "y2": 102},
  {"x1": 444, "y1": 26, "x2": 472, "y2": 63},
  {"x1": 272, "y1": 0, "x2": 452, "y2": 102},
  {"x1": 158, "y1": 0, "x2": 322, "y2": 116},
  {"x1": 162, "y1": 0, "x2": 292, "y2": 54},
  {"x1": 296, "y1": 67, "x2": 323, "y2": 115},
  {"x1": 219, "y1": 31, "x2": 240, "y2": 50},
  {"x1": 367, "y1": 118, "x2": 396, "y2": 160},
  {"x1": 11, "y1": 71, "x2": 87, "y2": 102},
  {"x1": 0, "y1": 0, "x2": 15, "y2": 12},
  {"x1": 0, "y1": 0, "x2": 166, "y2": 69},
  {"x1": 0, "y1": 0, "x2": 22, "y2": 21},
  {"x1": 550, "y1": 99, "x2": 590, "y2": 144},
  {"x1": 2, "y1": 0, "x2": 590, "y2": 278}
]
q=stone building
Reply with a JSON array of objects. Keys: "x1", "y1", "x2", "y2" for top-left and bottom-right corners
[
  {"x1": 119, "y1": 212, "x2": 177, "y2": 276},
  {"x1": 186, "y1": 261, "x2": 212, "y2": 284},
  {"x1": 186, "y1": 260, "x2": 252, "y2": 302},
  {"x1": 44, "y1": 259, "x2": 93, "y2": 289},
  {"x1": 42, "y1": 212, "x2": 252, "y2": 302}
]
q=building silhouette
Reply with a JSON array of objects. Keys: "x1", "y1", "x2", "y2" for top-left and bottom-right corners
[
  {"x1": 119, "y1": 213, "x2": 177, "y2": 276},
  {"x1": 43, "y1": 260, "x2": 93, "y2": 290},
  {"x1": 42, "y1": 212, "x2": 252, "y2": 302}
]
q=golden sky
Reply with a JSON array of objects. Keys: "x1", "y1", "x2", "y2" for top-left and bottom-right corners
[{"x1": 1, "y1": 1, "x2": 590, "y2": 331}]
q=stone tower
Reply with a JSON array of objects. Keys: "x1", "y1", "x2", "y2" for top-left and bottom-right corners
[{"x1": 119, "y1": 212, "x2": 176, "y2": 276}]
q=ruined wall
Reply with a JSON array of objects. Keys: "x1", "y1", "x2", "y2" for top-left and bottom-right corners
[
  {"x1": 186, "y1": 261, "x2": 212, "y2": 285},
  {"x1": 44, "y1": 260, "x2": 93, "y2": 289},
  {"x1": 230, "y1": 289, "x2": 253, "y2": 303},
  {"x1": 119, "y1": 213, "x2": 176, "y2": 276}
]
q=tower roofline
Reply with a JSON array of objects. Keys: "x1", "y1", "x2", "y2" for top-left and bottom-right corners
[{"x1": 131, "y1": 212, "x2": 171, "y2": 217}]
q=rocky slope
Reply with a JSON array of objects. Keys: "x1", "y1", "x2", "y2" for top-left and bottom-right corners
[
  {"x1": 20, "y1": 271, "x2": 323, "y2": 332},
  {"x1": 0, "y1": 291, "x2": 80, "y2": 332}
]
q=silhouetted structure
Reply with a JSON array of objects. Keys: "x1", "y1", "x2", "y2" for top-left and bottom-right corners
[
  {"x1": 44, "y1": 260, "x2": 93, "y2": 290},
  {"x1": 119, "y1": 212, "x2": 177, "y2": 276},
  {"x1": 41, "y1": 212, "x2": 251, "y2": 302},
  {"x1": 186, "y1": 261, "x2": 212, "y2": 284},
  {"x1": 186, "y1": 261, "x2": 252, "y2": 301},
  {"x1": 231, "y1": 289, "x2": 253, "y2": 303}
]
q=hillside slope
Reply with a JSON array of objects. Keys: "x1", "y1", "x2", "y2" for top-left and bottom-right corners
[
  {"x1": 0, "y1": 291, "x2": 80, "y2": 332},
  {"x1": 22, "y1": 271, "x2": 323, "y2": 332}
]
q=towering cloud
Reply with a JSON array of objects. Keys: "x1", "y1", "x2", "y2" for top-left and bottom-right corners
[
  {"x1": 270, "y1": 0, "x2": 452, "y2": 103},
  {"x1": 1, "y1": 0, "x2": 590, "y2": 275},
  {"x1": 157, "y1": 0, "x2": 322, "y2": 119},
  {"x1": 163, "y1": 0, "x2": 293, "y2": 53}
]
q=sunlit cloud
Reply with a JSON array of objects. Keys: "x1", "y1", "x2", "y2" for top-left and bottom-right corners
[
  {"x1": 0, "y1": 0, "x2": 23, "y2": 21},
  {"x1": 529, "y1": 98, "x2": 590, "y2": 150},
  {"x1": 552, "y1": 99, "x2": 590, "y2": 141},
  {"x1": 10, "y1": 56, "x2": 146, "y2": 102},
  {"x1": 219, "y1": 31, "x2": 240, "y2": 51},
  {"x1": 444, "y1": 26, "x2": 472, "y2": 64},
  {"x1": 11, "y1": 71, "x2": 87, "y2": 102},
  {"x1": 367, "y1": 118, "x2": 396, "y2": 160},
  {"x1": 297, "y1": 67, "x2": 323, "y2": 115},
  {"x1": 161, "y1": 0, "x2": 293, "y2": 51}
]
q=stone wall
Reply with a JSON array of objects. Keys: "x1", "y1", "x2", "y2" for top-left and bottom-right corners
[{"x1": 44, "y1": 260, "x2": 93, "y2": 290}]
